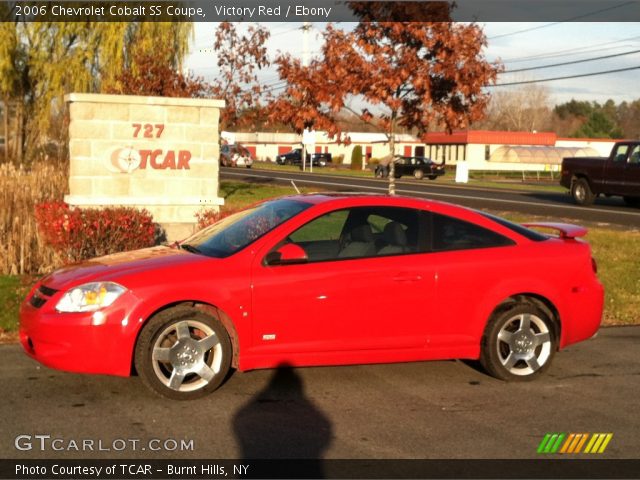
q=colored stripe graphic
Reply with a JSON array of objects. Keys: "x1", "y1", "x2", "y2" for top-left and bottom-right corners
[
  {"x1": 537, "y1": 433, "x2": 565, "y2": 453},
  {"x1": 539, "y1": 433, "x2": 613, "y2": 454},
  {"x1": 585, "y1": 434, "x2": 614, "y2": 454},
  {"x1": 559, "y1": 433, "x2": 589, "y2": 453}
]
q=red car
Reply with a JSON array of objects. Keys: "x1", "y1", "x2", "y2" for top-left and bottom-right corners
[{"x1": 20, "y1": 194, "x2": 604, "y2": 399}]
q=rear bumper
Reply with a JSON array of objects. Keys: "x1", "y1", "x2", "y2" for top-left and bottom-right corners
[{"x1": 560, "y1": 278, "x2": 605, "y2": 348}]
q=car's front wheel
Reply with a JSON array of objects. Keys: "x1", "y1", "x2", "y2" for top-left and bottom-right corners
[
  {"x1": 134, "y1": 306, "x2": 232, "y2": 400},
  {"x1": 480, "y1": 304, "x2": 556, "y2": 381}
]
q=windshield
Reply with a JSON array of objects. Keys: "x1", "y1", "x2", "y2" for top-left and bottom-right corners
[{"x1": 183, "y1": 199, "x2": 312, "y2": 258}]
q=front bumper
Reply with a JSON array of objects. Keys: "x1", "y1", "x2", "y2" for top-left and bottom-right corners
[{"x1": 19, "y1": 289, "x2": 140, "y2": 377}]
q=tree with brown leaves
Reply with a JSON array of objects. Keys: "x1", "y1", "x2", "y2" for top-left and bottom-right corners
[
  {"x1": 106, "y1": 49, "x2": 209, "y2": 98},
  {"x1": 210, "y1": 22, "x2": 270, "y2": 130},
  {"x1": 270, "y1": 4, "x2": 501, "y2": 193}
]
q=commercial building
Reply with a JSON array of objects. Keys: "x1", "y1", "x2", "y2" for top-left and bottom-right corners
[{"x1": 229, "y1": 130, "x2": 617, "y2": 172}]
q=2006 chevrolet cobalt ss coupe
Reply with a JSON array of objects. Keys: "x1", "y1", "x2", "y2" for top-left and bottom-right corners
[{"x1": 20, "y1": 194, "x2": 604, "y2": 399}]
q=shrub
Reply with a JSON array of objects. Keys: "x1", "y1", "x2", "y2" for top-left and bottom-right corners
[
  {"x1": 351, "y1": 146, "x2": 363, "y2": 170},
  {"x1": 194, "y1": 207, "x2": 242, "y2": 230},
  {"x1": 0, "y1": 161, "x2": 68, "y2": 275},
  {"x1": 333, "y1": 154, "x2": 345, "y2": 165},
  {"x1": 35, "y1": 202, "x2": 156, "y2": 264}
]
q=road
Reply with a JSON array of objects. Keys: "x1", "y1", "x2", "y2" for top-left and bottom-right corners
[
  {"x1": 221, "y1": 168, "x2": 640, "y2": 229},
  {"x1": 1, "y1": 326, "x2": 638, "y2": 462}
]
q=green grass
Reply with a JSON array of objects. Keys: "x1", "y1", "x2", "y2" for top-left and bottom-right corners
[
  {"x1": 0, "y1": 275, "x2": 30, "y2": 337},
  {"x1": 252, "y1": 162, "x2": 566, "y2": 193},
  {"x1": 219, "y1": 180, "x2": 314, "y2": 211}
]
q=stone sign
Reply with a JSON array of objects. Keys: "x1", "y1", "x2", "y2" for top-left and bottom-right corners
[{"x1": 64, "y1": 93, "x2": 225, "y2": 241}]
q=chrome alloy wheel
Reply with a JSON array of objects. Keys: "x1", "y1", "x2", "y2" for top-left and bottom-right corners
[
  {"x1": 151, "y1": 320, "x2": 223, "y2": 392},
  {"x1": 496, "y1": 313, "x2": 552, "y2": 376}
]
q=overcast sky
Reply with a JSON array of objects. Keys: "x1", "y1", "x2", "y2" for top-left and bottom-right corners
[{"x1": 185, "y1": 22, "x2": 640, "y2": 106}]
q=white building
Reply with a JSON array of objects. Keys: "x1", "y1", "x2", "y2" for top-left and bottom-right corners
[{"x1": 229, "y1": 130, "x2": 619, "y2": 172}]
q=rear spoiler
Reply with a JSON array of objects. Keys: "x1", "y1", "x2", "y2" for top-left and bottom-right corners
[{"x1": 522, "y1": 222, "x2": 588, "y2": 239}]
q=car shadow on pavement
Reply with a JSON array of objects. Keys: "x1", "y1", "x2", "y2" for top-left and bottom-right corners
[{"x1": 232, "y1": 364, "x2": 333, "y2": 476}]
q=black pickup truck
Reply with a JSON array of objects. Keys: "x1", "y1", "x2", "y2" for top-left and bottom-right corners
[
  {"x1": 560, "y1": 141, "x2": 640, "y2": 206},
  {"x1": 275, "y1": 148, "x2": 332, "y2": 167}
]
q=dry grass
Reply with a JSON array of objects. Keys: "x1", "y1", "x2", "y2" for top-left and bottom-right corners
[{"x1": 0, "y1": 161, "x2": 68, "y2": 275}]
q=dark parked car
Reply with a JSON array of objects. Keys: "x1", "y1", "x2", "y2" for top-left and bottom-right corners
[
  {"x1": 276, "y1": 148, "x2": 332, "y2": 167},
  {"x1": 375, "y1": 156, "x2": 445, "y2": 180},
  {"x1": 561, "y1": 141, "x2": 640, "y2": 206},
  {"x1": 220, "y1": 144, "x2": 253, "y2": 168}
]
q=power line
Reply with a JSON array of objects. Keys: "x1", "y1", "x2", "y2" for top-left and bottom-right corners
[
  {"x1": 491, "y1": 65, "x2": 640, "y2": 87},
  {"x1": 488, "y1": 1, "x2": 636, "y2": 40},
  {"x1": 488, "y1": 22, "x2": 562, "y2": 40},
  {"x1": 501, "y1": 35, "x2": 640, "y2": 64},
  {"x1": 504, "y1": 49, "x2": 640, "y2": 73}
]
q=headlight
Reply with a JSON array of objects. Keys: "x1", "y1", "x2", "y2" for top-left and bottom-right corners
[{"x1": 56, "y1": 282, "x2": 127, "y2": 313}]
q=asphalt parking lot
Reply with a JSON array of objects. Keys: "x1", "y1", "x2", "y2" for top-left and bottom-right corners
[{"x1": 1, "y1": 326, "x2": 638, "y2": 463}]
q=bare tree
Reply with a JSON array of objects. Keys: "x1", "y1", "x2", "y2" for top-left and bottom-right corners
[{"x1": 480, "y1": 85, "x2": 551, "y2": 132}]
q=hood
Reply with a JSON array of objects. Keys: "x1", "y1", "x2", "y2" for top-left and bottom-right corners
[{"x1": 40, "y1": 246, "x2": 205, "y2": 290}]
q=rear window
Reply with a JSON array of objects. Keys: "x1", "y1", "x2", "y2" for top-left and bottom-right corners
[
  {"x1": 432, "y1": 213, "x2": 515, "y2": 251},
  {"x1": 479, "y1": 212, "x2": 548, "y2": 242}
]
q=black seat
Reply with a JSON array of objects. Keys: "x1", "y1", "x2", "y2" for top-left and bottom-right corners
[
  {"x1": 338, "y1": 224, "x2": 376, "y2": 258},
  {"x1": 378, "y1": 222, "x2": 408, "y2": 255}
]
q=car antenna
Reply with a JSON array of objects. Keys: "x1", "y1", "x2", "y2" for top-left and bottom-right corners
[{"x1": 291, "y1": 180, "x2": 301, "y2": 194}]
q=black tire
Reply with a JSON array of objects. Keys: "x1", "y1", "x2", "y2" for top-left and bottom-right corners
[
  {"x1": 623, "y1": 196, "x2": 640, "y2": 207},
  {"x1": 571, "y1": 178, "x2": 595, "y2": 206},
  {"x1": 413, "y1": 169, "x2": 424, "y2": 180},
  {"x1": 134, "y1": 306, "x2": 232, "y2": 400},
  {"x1": 285, "y1": 159, "x2": 293, "y2": 166},
  {"x1": 427, "y1": 175, "x2": 438, "y2": 180},
  {"x1": 480, "y1": 304, "x2": 557, "y2": 381}
]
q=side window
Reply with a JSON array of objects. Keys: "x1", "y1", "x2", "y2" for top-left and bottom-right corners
[
  {"x1": 432, "y1": 213, "x2": 514, "y2": 252},
  {"x1": 613, "y1": 145, "x2": 629, "y2": 163},
  {"x1": 628, "y1": 145, "x2": 640, "y2": 165},
  {"x1": 289, "y1": 210, "x2": 348, "y2": 243},
  {"x1": 283, "y1": 207, "x2": 425, "y2": 262}
]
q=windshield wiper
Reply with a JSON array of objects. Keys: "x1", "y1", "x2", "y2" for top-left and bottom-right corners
[{"x1": 179, "y1": 244, "x2": 202, "y2": 254}]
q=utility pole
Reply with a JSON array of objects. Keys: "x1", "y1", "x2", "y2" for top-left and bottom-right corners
[{"x1": 301, "y1": 22, "x2": 311, "y2": 173}]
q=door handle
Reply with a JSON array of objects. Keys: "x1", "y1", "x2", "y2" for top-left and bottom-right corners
[{"x1": 392, "y1": 273, "x2": 423, "y2": 282}]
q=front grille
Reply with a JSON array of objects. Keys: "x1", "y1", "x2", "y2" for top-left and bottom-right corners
[
  {"x1": 28, "y1": 285, "x2": 59, "y2": 309},
  {"x1": 29, "y1": 294, "x2": 47, "y2": 308},
  {"x1": 38, "y1": 285, "x2": 58, "y2": 297}
]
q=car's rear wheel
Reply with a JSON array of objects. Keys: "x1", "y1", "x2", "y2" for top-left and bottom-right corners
[
  {"x1": 571, "y1": 178, "x2": 595, "y2": 206},
  {"x1": 480, "y1": 304, "x2": 556, "y2": 381},
  {"x1": 623, "y1": 196, "x2": 640, "y2": 207},
  {"x1": 428, "y1": 175, "x2": 438, "y2": 180},
  {"x1": 413, "y1": 169, "x2": 424, "y2": 180},
  {"x1": 135, "y1": 306, "x2": 232, "y2": 400}
]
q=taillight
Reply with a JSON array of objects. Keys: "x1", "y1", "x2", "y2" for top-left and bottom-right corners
[{"x1": 591, "y1": 257, "x2": 598, "y2": 274}]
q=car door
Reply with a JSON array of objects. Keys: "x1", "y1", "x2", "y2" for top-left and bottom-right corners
[
  {"x1": 603, "y1": 143, "x2": 629, "y2": 194},
  {"x1": 624, "y1": 144, "x2": 640, "y2": 196},
  {"x1": 249, "y1": 206, "x2": 436, "y2": 361}
]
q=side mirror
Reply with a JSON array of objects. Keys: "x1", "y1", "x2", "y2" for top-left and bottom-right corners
[{"x1": 265, "y1": 243, "x2": 308, "y2": 266}]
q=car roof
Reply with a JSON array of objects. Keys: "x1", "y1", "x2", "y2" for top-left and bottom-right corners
[
  {"x1": 267, "y1": 193, "x2": 537, "y2": 243},
  {"x1": 281, "y1": 192, "x2": 451, "y2": 210}
]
